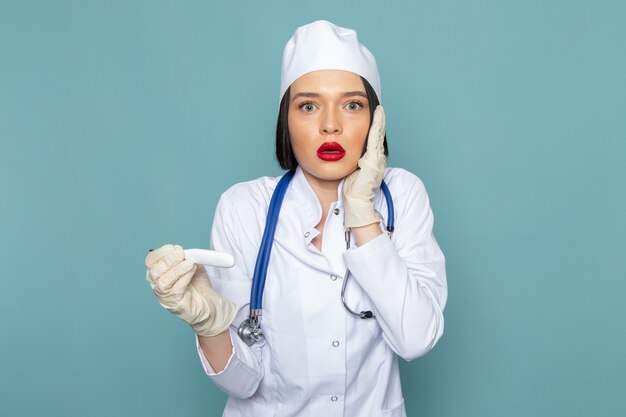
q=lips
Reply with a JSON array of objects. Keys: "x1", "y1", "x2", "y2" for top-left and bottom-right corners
[{"x1": 317, "y1": 142, "x2": 346, "y2": 161}]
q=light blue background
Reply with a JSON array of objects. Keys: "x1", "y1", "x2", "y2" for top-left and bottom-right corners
[{"x1": 1, "y1": 1, "x2": 625, "y2": 416}]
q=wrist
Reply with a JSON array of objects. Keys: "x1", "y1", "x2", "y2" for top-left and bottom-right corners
[
  {"x1": 349, "y1": 222, "x2": 383, "y2": 246},
  {"x1": 198, "y1": 330, "x2": 233, "y2": 373},
  {"x1": 343, "y1": 199, "x2": 378, "y2": 228},
  {"x1": 198, "y1": 329, "x2": 230, "y2": 346}
]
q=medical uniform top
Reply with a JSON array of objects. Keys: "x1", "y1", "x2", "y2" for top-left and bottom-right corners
[{"x1": 196, "y1": 165, "x2": 447, "y2": 417}]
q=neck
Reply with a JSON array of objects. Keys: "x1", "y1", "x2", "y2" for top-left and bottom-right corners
[{"x1": 301, "y1": 170, "x2": 340, "y2": 206}]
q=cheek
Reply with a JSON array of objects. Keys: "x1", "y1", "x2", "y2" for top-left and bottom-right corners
[
  {"x1": 287, "y1": 131, "x2": 302, "y2": 157},
  {"x1": 351, "y1": 119, "x2": 370, "y2": 156},
  {"x1": 288, "y1": 115, "x2": 319, "y2": 151},
  {"x1": 287, "y1": 114, "x2": 308, "y2": 144}
]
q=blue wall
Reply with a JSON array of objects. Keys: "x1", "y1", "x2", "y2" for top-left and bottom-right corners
[{"x1": 1, "y1": 1, "x2": 624, "y2": 416}]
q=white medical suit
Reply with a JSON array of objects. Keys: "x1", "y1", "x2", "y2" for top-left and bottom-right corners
[{"x1": 196, "y1": 165, "x2": 447, "y2": 417}]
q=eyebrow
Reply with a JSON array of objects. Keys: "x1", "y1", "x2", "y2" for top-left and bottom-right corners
[{"x1": 290, "y1": 91, "x2": 368, "y2": 103}]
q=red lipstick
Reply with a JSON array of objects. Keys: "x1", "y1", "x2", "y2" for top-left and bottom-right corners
[{"x1": 317, "y1": 142, "x2": 346, "y2": 161}]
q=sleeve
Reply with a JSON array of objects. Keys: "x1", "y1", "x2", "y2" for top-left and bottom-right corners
[
  {"x1": 343, "y1": 174, "x2": 448, "y2": 361},
  {"x1": 195, "y1": 329, "x2": 262, "y2": 398},
  {"x1": 194, "y1": 188, "x2": 266, "y2": 398}
]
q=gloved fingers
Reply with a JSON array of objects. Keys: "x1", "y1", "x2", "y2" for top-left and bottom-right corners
[
  {"x1": 188, "y1": 266, "x2": 219, "y2": 297},
  {"x1": 356, "y1": 156, "x2": 386, "y2": 185},
  {"x1": 146, "y1": 270, "x2": 155, "y2": 288},
  {"x1": 185, "y1": 285, "x2": 213, "y2": 325},
  {"x1": 357, "y1": 155, "x2": 384, "y2": 172},
  {"x1": 170, "y1": 263, "x2": 209, "y2": 295},
  {"x1": 146, "y1": 250, "x2": 187, "y2": 291},
  {"x1": 365, "y1": 105, "x2": 386, "y2": 159},
  {"x1": 145, "y1": 244, "x2": 178, "y2": 268},
  {"x1": 155, "y1": 259, "x2": 197, "y2": 294},
  {"x1": 148, "y1": 248, "x2": 185, "y2": 279}
]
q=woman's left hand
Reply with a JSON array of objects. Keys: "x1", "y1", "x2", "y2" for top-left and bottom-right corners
[{"x1": 342, "y1": 105, "x2": 387, "y2": 228}]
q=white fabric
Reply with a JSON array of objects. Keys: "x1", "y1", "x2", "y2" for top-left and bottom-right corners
[
  {"x1": 279, "y1": 20, "x2": 382, "y2": 103},
  {"x1": 197, "y1": 166, "x2": 447, "y2": 417}
]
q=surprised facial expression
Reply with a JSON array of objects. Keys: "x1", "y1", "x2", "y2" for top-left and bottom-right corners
[{"x1": 287, "y1": 70, "x2": 370, "y2": 185}]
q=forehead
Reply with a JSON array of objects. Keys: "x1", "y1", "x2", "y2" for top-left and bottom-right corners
[{"x1": 290, "y1": 70, "x2": 365, "y2": 93}]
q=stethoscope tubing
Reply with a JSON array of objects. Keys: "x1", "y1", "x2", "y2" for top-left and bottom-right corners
[
  {"x1": 250, "y1": 171, "x2": 394, "y2": 314},
  {"x1": 380, "y1": 180, "x2": 394, "y2": 233},
  {"x1": 250, "y1": 170, "x2": 295, "y2": 311}
]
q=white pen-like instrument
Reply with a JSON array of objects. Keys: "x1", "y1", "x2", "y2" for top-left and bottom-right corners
[
  {"x1": 148, "y1": 248, "x2": 235, "y2": 268},
  {"x1": 183, "y1": 248, "x2": 235, "y2": 268}
]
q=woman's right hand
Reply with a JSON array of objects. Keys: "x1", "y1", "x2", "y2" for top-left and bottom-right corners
[{"x1": 145, "y1": 244, "x2": 237, "y2": 337}]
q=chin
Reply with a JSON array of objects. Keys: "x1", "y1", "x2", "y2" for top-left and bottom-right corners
[{"x1": 303, "y1": 162, "x2": 357, "y2": 182}]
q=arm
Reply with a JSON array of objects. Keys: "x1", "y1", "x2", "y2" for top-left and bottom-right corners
[
  {"x1": 344, "y1": 176, "x2": 447, "y2": 361},
  {"x1": 194, "y1": 187, "x2": 267, "y2": 398},
  {"x1": 341, "y1": 106, "x2": 446, "y2": 360},
  {"x1": 198, "y1": 330, "x2": 232, "y2": 372}
]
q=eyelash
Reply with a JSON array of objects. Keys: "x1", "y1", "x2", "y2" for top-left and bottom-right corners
[
  {"x1": 346, "y1": 101, "x2": 364, "y2": 111},
  {"x1": 299, "y1": 102, "x2": 316, "y2": 112},
  {"x1": 298, "y1": 101, "x2": 365, "y2": 112}
]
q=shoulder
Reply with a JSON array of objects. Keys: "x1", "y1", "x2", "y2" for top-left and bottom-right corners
[
  {"x1": 211, "y1": 175, "x2": 283, "y2": 246},
  {"x1": 381, "y1": 167, "x2": 437, "y2": 237},
  {"x1": 216, "y1": 174, "x2": 280, "y2": 215},
  {"x1": 383, "y1": 167, "x2": 427, "y2": 200}
]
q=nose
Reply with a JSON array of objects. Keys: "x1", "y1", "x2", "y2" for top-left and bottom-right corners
[{"x1": 319, "y1": 107, "x2": 342, "y2": 136}]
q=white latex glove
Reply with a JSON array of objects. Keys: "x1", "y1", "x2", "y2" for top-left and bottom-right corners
[
  {"x1": 342, "y1": 105, "x2": 387, "y2": 228},
  {"x1": 145, "y1": 244, "x2": 237, "y2": 337}
]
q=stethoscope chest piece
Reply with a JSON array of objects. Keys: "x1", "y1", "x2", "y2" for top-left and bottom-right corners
[{"x1": 238, "y1": 316, "x2": 263, "y2": 346}]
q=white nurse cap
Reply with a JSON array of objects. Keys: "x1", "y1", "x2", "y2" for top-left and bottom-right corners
[{"x1": 279, "y1": 20, "x2": 381, "y2": 103}]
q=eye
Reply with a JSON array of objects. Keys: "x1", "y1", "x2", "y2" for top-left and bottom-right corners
[
  {"x1": 299, "y1": 102, "x2": 317, "y2": 112},
  {"x1": 346, "y1": 101, "x2": 363, "y2": 111}
]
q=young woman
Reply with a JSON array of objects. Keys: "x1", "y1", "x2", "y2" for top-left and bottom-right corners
[{"x1": 146, "y1": 20, "x2": 447, "y2": 417}]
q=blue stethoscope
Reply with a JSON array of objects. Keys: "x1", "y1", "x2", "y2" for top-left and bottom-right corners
[{"x1": 238, "y1": 170, "x2": 395, "y2": 345}]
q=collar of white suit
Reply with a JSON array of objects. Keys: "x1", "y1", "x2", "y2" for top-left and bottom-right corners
[{"x1": 287, "y1": 165, "x2": 347, "y2": 247}]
